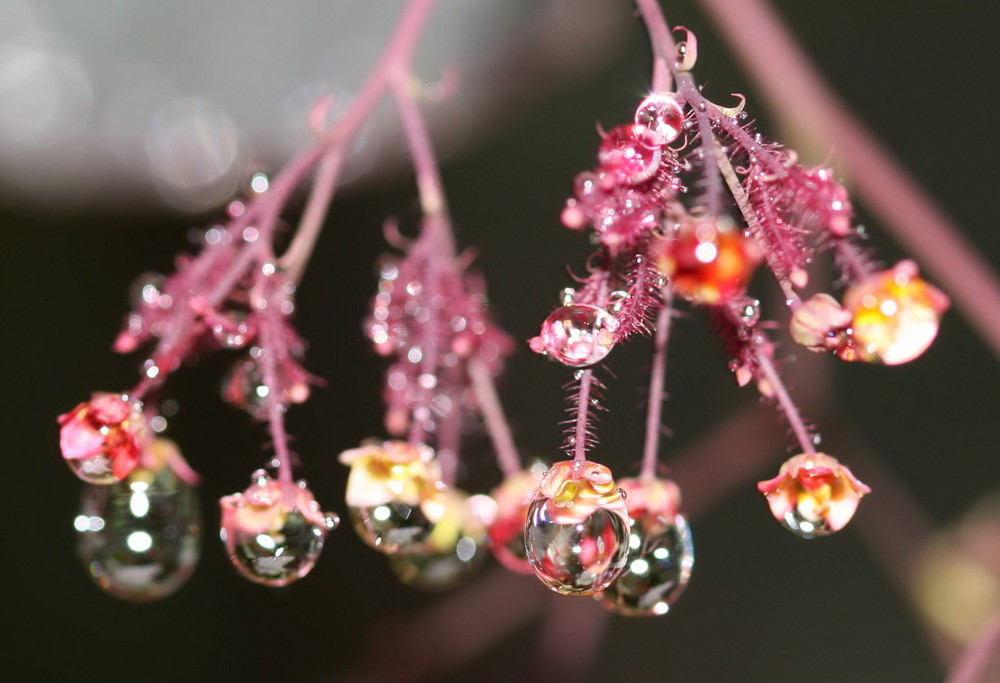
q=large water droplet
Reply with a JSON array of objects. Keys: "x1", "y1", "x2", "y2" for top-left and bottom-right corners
[
  {"x1": 524, "y1": 460, "x2": 630, "y2": 595},
  {"x1": 76, "y1": 458, "x2": 200, "y2": 602},
  {"x1": 220, "y1": 471, "x2": 338, "y2": 586},
  {"x1": 340, "y1": 440, "x2": 447, "y2": 554},
  {"x1": 388, "y1": 491, "x2": 490, "y2": 590},
  {"x1": 597, "y1": 514, "x2": 693, "y2": 616},
  {"x1": 530, "y1": 304, "x2": 619, "y2": 367}
]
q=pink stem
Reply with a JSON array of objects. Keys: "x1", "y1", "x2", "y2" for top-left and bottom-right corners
[
  {"x1": 753, "y1": 340, "x2": 815, "y2": 455},
  {"x1": 712, "y1": 135, "x2": 801, "y2": 305},
  {"x1": 633, "y1": 0, "x2": 674, "y2": 93},
  {"x1": 834, "y1": 238, "x2": 874, "y2": 283},
  {"x1": 697, "y1": 0, "x2": 1000, "y2": 359},
  {"x1": 573, "y1": 369, "x2": 595, "y2": 462},
  {"x1": 467, "y1": 358, "x2": 521, "y2": 478},
  {"x1": 258, "y1": 299, "x2": 293, "y2": 483},
  {"x1": 640, "y1": 287, "x2": 674, "y2": 479},
  {"x1": 946, "y1": 608, "x2": 1000, "y2": 683},
  {"x1": 281, "y1": 151, "x2": 345, "y2": 284}
]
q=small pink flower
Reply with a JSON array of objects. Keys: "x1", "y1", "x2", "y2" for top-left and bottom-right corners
[
  {"x1": 757, "y1": 453, "x2": 871, "y2": 537},
  {"x1": 220, "y1": 470, "x2": 329, "y2": 535},
  {"x1": 789, "y1": 293, "x2": 854, "y2": 352},
  {"x1": 58, "y1": 392, "x2": 144, "y2": 484}
]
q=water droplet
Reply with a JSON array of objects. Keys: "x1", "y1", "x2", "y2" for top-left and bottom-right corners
[
  {"x1": 388, "y1": 490, "x2": 489, "y2": 590},
  {"x1": 634, "y1": 94, "x2": 684, "y2": 146},
  {"x1": 842, "y1": 262, "x2": 948, "y2": 365},
  {"x1": 531, "y1": 304, "x2": 619, "y2": 367},
  {"x1": 129, "y1": 272, "x2": 167, "y2": 309},
  {"x1": 221, "y1": 357, "x2": 308, "y2": 419},
  {"x1": 210, "y1": 313, "x2": 255, "y2": 349},
  {"x1": 76, "y1": 442, "x2": 200, "y2": 601},
  {"x1": 339, "y1": 441, "x2": 448, "y2": 554},
  {"x1": 595, "y1": 478, "x2": 692, "y2": 616},
  {"x1": 220, "y1": 471, "x2": 338, "y2": 586},
  {"x1": 524, "y1": 461, "x2": 630, "y2": 595}
]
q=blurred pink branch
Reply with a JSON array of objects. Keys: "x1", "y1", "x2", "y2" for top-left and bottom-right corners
[
  {"x1": 947, "y1": 609, "x2": 1000, "y2": 683},
  {"x1": 697, "y1": 0, "x2": 1000, "y2": 358}
]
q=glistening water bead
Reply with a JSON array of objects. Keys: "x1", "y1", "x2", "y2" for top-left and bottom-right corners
[
  {"x1": 524, "y1": 460, "x2": 630, "y2": 595},
  {"x1": 529, "y1": 304, "x2": 619, "y2": 367},
  {"x1": 387, "y1": 490, "x2": 493, "y2": 591},
  {"x1": 596, "y1": 478, "x2": 693, "y2": 617},
  {"x1": 219, "y1": 471, "x2": 339, "y2": 586},
  {"x1": 75, "y1": 441, "x2": 200, "y2": 602},
  {"x1": 339, "y1": 440, "x2": 449, "y2": 554}
]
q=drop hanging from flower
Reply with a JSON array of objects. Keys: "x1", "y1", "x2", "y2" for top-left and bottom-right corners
[
  {"x1": 596, "y1": 477, "x2": 694, "y2": 617},
  {"x1": 58, "y1": 392, "x2": 146, "y2": 484},
  {"x1": 339, "y1": 440, "x2": 450, "y2": 555},
  {"x1": 524, "y1": 460, "x2": 631, "y2": 595},
  {"x1": 220, "y1": 470, "x2": 339, "y2": 586},
  {"x1": 388, "y1": 490, "x2": 494, "y2": 591},
  {"x1": 75, "y1": 438, "x2": 201, "y2": 602},
  {"x1": 757, "y1": 453, "x2": 871, "y2": 538}
]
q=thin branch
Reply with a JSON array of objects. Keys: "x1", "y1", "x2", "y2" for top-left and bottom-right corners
[
  {"x1": 640, "y1": 287, "x2": 674, "y2": 479},
  {"x1": 467, "y1": 358, "x2": 521, "y2": 479}
]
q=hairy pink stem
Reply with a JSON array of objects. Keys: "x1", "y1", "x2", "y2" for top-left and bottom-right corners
[
  {"x1": 698, "y1": 0, "x2": 1000, "y2": 358},
  {"x1": 640, "y1": 287, "x2": 674, "y2": 479},
  {"x1": 633, "y1": 0, "x2": 674, "y2": 93},
  {"x1": 677, "y1": 76, "x2": 727, "y2": 218},
  {"x1": 834, "y1": 238, "x2": 874, "y2": 283},
  {"x1": 753, "y1": 342, "x2": 815, "y2": 455},
  {"x1": 573, "y1": 369, "x2": 595, "y2": 461},
  {"x1": 712, "y1": 136, "x2": 801, "y2": 304},
  {"x1": 467, "y1": 358, "x2": 521, "y2": 479}
]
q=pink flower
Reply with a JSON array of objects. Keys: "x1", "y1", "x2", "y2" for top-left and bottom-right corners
[
  {"x1": 58, "y1": 393, "x2": 144, "y2": 483},
  {"x1": 757, "y1": 453, "x2": 870, "y2": 537}
]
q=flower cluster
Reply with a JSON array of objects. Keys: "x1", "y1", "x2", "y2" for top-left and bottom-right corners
[{"x1": 55, "y1": 1, "x2": 945, "y2": 618}]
